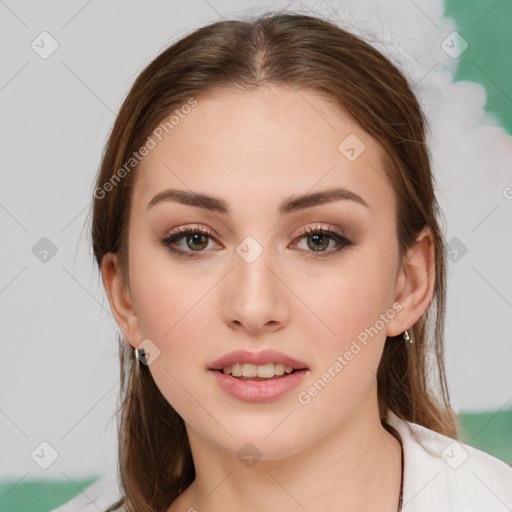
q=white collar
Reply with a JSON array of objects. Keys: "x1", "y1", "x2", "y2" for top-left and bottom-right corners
[{"x1": 386, "y1": 410, "x2": 512, "y2": 511}]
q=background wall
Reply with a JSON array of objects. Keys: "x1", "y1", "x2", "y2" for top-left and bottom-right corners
[{"x1": 1, "y1": 0, "x2": 511, "y2": 500}]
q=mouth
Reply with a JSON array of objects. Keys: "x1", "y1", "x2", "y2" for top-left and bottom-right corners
[
  {"x1": 208, "y1": 350, "x2": 310, "y2": 382},
  {"x1": 213, "y1": 362, "x2": 304, "y2": 382}
]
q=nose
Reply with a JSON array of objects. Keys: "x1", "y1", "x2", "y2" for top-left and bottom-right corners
[{"x1": 223, "y1": 249, "x2": 290, "y2": 335}]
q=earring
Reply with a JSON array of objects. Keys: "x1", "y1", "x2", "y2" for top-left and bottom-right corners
[
  {"x1": 134, "y1": 347, "x2": 146, "y2": 364},
  {"x1": 402, "y1": 329, "x2": 412, "y2": 344}
]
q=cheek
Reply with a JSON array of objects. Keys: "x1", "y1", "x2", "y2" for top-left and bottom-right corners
[
  {"x1": 303, "y1": 252, "x2": 395, "y2": 339},
  {"x1": 127, "y1": 244, "x2": 216, "y2": 422},
  {"x1": 298, "y1": 244, "x2": 398, "y2": 392},
  {"x1": 128, "y1": 234, "x2": 208, "y2": 338},
  {"x1": 292, "y1": 268, "x2": 394, "y2": 427},
  {"x1": 312, "y1": 277, "x2": 388, "y2": 380},
  {"x1": 127, "y1": 236, "x2": 224, "y2": 392}
]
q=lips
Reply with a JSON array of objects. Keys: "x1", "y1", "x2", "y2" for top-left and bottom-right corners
[
  {"x1": 210, "y1": 367, "x2": 308, "y2": 402},
  {"x1": 209, "y1": 349, "x2": 309, "y2": 371}
]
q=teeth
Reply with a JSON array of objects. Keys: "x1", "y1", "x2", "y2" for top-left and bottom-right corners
[
  {"x1": 222, "y1": 362, "x2": 295, "y2": 377},
  {"x1": 256, "y1": 363, "x2": 271, "y2": 378}
]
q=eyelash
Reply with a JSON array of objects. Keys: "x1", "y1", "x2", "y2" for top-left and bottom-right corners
[{"x1": 159, "y1": 223, "x2": 353, "y2": 260}]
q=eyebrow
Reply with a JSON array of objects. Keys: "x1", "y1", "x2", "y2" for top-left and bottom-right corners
[{"x1": 146, "y1": 187, "x2": 369, "y2": 215}]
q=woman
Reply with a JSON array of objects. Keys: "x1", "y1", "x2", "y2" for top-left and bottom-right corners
[{"x1": 54, "y1": 11, "x2": 512, "y2": 512}]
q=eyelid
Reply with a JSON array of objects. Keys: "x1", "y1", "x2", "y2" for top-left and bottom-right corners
[
  {"x1": 163, "y1": 222, "x2": 347, "y2": 243},
  {"x1": 293, "y1": 222, "x2": 348, "y2": 239},
  {"x1": 164, "y1": 224, "x2": 216, "y2": 239}
]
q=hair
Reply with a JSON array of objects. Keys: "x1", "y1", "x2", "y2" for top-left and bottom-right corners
[{"x1": 90, "y1": 11, "x2": 458, "y2": 512}]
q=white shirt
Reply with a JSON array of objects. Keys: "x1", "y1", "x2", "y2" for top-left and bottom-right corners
[
  {"x1": 52, "y1": 411, "x2": 512, "y2": 511},
  {"x1": 386, "y1": 410, "x2": 512, "y2": 511}
]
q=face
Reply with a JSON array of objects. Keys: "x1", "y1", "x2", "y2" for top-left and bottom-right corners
[{"x1": 107, "y1": 84, "x2": 418, "y2": 460}]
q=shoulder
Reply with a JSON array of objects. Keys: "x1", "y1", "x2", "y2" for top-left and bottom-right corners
[
  {"x1": 387, "y1": 410, "x2": 512, "y2": 512},
  {"x1": 49, "y1": 473, "x2": 125, "y2": 512}
]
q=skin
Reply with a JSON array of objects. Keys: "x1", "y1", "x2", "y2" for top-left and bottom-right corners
[{"x1": 102, "y1": 84, "x2": 435, "y2": 512}]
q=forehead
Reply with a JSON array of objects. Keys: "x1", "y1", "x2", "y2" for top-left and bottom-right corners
[{"x1": 133, "y1": 85, "x2": 395, "y2": 217}]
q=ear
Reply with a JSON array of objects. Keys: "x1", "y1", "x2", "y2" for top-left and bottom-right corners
[
  {"x1": 386, "y1": 226, "x2": 436, "y2": 337},
  {"x1": 101, "y1": 252, "x2": 142, "y2": 349}
]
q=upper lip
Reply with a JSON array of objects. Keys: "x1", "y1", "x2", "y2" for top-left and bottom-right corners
[{"x1": 209, "y1": 349, "x2": 309, "y2": 371}]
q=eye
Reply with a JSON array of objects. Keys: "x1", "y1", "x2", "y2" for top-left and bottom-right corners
[
  {"x1": 291, "y1": 224, "x2": 353, "y2": 257},
  {"x1": 159, "y1": 223, "x2": 354, "y2": 259},
  {"x1": 160, "y1": 225, "x2": 220, "y2": 259}
]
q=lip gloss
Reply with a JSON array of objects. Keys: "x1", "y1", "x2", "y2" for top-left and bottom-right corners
[{"x1": 209, "y1": 369, "x2": 308, "y2": 403}]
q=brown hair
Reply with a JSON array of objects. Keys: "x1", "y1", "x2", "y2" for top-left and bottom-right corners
[{"x1": 91, "y1": 11, "x2": 457, "y2": 512}]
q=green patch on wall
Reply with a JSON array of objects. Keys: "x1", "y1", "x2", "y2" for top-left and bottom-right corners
[
  {"x1": 0, "y1": 475, "x2": 100, "y2": 512},
  {"x1": 458, "y1": 407, "x2": 512, "y2": 465},
  {"x1": 444, "y1": 0, "x2": 512, "y2": 134}
]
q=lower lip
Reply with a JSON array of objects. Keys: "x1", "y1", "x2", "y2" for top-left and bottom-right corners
[{"x1": 209, "y1": 369, "x2": 308, "y2": 403}]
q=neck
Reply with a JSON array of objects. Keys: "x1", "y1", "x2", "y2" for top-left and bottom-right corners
[{"x1": 169, "y1": 392, "x2": 402, "y2": 512}]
